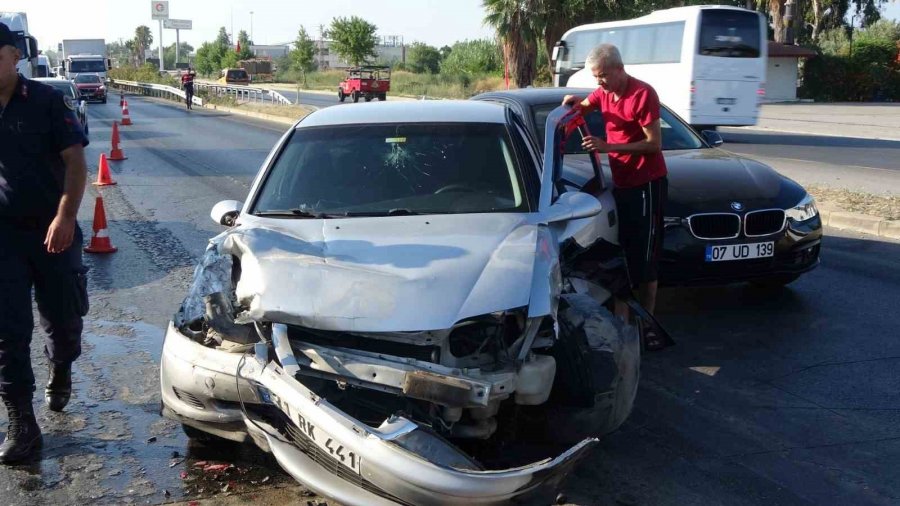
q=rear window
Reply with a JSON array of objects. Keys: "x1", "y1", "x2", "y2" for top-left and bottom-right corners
[
  {"x1": 698, "y1": 10, "x2": 762, "y2": 58},
  {"x1": 227, "y1": 69, "x2": 248, "y2": 79}
]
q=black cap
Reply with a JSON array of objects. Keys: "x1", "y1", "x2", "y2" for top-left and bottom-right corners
[{"x1": 0, "y1": 22, "x2": 16, "y2": 50}]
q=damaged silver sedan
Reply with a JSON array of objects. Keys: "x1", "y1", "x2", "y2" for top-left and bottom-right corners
[{"x1": 160, "y1": 101, "x2": 643, "y2": 505}]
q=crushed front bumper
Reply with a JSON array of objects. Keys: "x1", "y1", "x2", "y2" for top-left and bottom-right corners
[{"x1": 161, "y1": 322, "x2": 599, "y2": 505}]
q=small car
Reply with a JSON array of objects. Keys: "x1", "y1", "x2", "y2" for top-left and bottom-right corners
[
  {"x1": 35, "y1": 77, "x2": 89, "y2": 136},
  {"x1": 72, "y1": 73, "x2": 107, "y2": 104},
  {"x1": 160, "y1": 101, "x2": 643, "y2": 505},
  {"x1": 338, "y1": 66, "x2": 391, "y2": 102},
  {"x1": 473, "y1": 88, "x2": 822, "y2": 287},
  {"x1": 220, "y1": 67, "x2": 250, "y2": 85}
]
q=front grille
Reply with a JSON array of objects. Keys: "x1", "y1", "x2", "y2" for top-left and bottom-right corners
[
  {"x1": 172, "y1": 386, "x2": 205, "y2": 410},
  {"x1": 745, "y1": 209, "x2": 785, "y2": 237},
  {"x1": 277, "y1": 412, "x2": 412, "y2": 505},
  {"x1": 687, "y1": 213, "x2": 741, "y2": 239}
]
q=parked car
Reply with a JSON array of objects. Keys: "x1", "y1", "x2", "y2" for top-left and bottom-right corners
[
  {"x1": 473, "y1": 88, "x2": 822, "y2": 287},
  {"x1": 220, "y1": 67, "x2": 250, "y2": 85},
  {"x1": 160, "y1": 101, "x2": 644, "y2": 505},
  {"x1": 72, "y1": 73, "x2": 107, "y2": 104},
  {"x1": 338, "y1": 66, "x2": 391, "y2": 102},
  {"x1": 35, "y1": 77, "x2": 89, "y2": 136}
]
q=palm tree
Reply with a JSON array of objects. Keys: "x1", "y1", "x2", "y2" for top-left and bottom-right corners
[
  {"x1": 135, "y1": 25, "x2": 153, "y2": 64},
  {"x1": 484, "y1": 0, "x2": 539, "y2": 88},
  {"x1": 124, "y1": 39, "x2": 137, "y2": 67}
]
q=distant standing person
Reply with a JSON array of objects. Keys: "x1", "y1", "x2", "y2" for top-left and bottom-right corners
[
  {"x1": 562, "y1": 43, "x2": 669, "y2": 351},
  {"x1": 0, "y1": 22, "x2": 90, "y2": 463},
  {"x1": 181, "y1": 67, "x2": 195, "y2": 110}
]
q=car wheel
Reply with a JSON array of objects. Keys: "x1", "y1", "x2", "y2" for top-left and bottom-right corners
[
  {"x1": 531, "y1": 294, "x2": 640, "y2": 444},
  {"x1": 101, "y1": 98, "x2": 107, "y2": 104},
  {"x1": 338, "y1": 89, "x2": 345, "y2": 102},
  {"x1": 352, "y1": 91, "x2": 360, "y2": 103},
  {"x1": 364, "y1": 95, "x2": 372, "y2": 102},
  {"x1": 84, "y1": 123, "x2": 89, "y2": 136},
  {"x1": 378, "y1": 93, "x2": 387, "y2": 101},
  {"x1": 750, "y1": 273, "x2": 801, "y2": 288},
  {"x1": 182, "y1": 423, "x2": 232, "y2": 444}
]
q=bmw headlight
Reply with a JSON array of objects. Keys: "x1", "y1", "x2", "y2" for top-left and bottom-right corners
[{"x1": 785, "y1": 194, "x2": 818, "y2": 222}]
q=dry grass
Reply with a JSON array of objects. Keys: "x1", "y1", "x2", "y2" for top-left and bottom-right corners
[
  {"x1": 276, "y1": 70, "x2": 510, "y2": 99},
  {"x1": 808, "y1": 185, "x2": 899, "y2": 220},
  {"x1": 231, "y1": 103, "x2": 316, "y2": 121}
]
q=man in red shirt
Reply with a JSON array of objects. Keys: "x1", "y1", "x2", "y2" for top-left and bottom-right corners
[{"x1": 563, "y1": 43, "x2": 669, "y2": 350}]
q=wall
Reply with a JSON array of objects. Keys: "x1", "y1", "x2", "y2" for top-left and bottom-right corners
[{"x1": 766, "y1": 56, "x2": 800, "y2": 102}]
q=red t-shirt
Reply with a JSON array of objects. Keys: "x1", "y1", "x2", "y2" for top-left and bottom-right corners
[{"x1": 587, "y1": 76, "x2": 667, "y2": 188}]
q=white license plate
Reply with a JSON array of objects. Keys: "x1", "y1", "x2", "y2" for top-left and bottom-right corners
[
  {"x1": 705, "y1": 241, "x2": 774, "y2": 262},
  {"x1": 274, "y1": 395, "x2": 361, "y2": 474}
]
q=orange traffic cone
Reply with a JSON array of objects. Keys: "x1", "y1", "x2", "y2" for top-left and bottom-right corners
[
  {"x1": 84, "y1": 196, "x2": 118, "y2": 254},
  {"x1": 108, "y1": 121, "x2": 127, "y2": 160},
  {"x1": 93, "y1": 153, "x2": 117, "y2": 186},
  {"x1": 121, "y1": 99, "x2": 133, "y2": 126}
]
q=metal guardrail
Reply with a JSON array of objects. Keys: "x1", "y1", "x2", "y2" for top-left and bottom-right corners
[
  {"x1": 111, "y1": 80, "x2": 293, "y2": 107},
  {"x1": 111, "y1": 79, "x2": 204, "y2": 108}
]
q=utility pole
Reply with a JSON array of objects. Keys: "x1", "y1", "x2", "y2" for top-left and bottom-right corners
[{"x1": 250, "y1": 11, "x2": 254, "y2": 44}]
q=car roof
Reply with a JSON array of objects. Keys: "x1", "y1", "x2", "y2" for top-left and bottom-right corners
[
  {"x1": 34, "y1": 78, "x2": 74, "y2": 84},
  {"x1": 298, "y1": 100, "x2": 508, "y2": 128},
  {"x1": 473, "y1": 87, "x2": 597, "y2": 107}
]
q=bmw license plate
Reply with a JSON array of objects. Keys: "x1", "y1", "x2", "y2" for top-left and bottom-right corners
[{"x1": 706, "y1": 242, "x2": 774, "y2": 262}]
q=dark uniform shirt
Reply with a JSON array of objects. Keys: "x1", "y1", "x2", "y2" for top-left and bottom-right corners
[{"x1": 0, "y1": 75, "x2": 88, "y2": 218}]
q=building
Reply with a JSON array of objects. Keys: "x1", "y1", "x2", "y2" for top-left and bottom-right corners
[
  {"x1": 314, "y1": 36, "x2": 406, "y2": 70},
  {"x1": 765, "y1": 41, "x2": 818, "y2": 102},
  {"x1": 250, "y1": 44, "x2": 290, "y2": 59}
]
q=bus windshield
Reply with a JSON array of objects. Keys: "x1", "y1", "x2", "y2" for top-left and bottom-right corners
[{"x1": 698, "y1": 9, "x2": 761, "y2": 58}]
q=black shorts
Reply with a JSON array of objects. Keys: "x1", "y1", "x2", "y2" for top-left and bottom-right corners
[{"x1": 613, "y1": 176, "x2": 667, "y2": 288}]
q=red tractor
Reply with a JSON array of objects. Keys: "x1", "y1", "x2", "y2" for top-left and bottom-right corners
[{"x1": 338, "y1": 66, "x2": 391, "y2": 103}]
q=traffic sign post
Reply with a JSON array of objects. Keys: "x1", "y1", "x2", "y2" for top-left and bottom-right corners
[
  {"x1": 151, "y1": 1, "x2": 169, "y2": 70},
  {"x1": 163, "y1": 19, "x2": 192, "y2": 66}
]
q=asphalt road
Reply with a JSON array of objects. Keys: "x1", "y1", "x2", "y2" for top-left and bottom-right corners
[
  {"x1": 1, "y1": 97, "x2": 898, "y2": 506},
  {"x1": 719, "y1": 128, "x2": 900, "y2": 196}
]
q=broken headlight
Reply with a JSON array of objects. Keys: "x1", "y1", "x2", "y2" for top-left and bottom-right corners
[{"x1": 785, "y1": 194, "x2": 818, "y2": 222}]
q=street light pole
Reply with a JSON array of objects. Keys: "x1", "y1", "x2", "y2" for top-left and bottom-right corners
[
  {"x1": 849, "y1": 13, "x2": 859, "y2": 59},
  {"x1": 250, "y1": 11, "x2": 254, "y2": 45}
]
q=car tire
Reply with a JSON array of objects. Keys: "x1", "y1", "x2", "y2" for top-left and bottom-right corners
[
  {"x1": 338, "y1": 89, "x2": 345, "y2": 102},
  {"x1": 182, "y1": 423, "x2": 232, "y2": 444},
  {"x1": 750, "y1": 273, "x2": 801, "y2": 288},
  {"x1": 101, "y1": 98, "x2": 107, "y2": 104},
  {"x1": 378, "y1": 93, "x2": 387, "y2": 101},
  {"x1": 532, "y1": 293, "x2": 640, "y2": 445},
  {"x1": 364, "y1": 95, "x2": 372, "y2": 102},
  {"x1": 84, "y1": 123, "x2": 89, "y2": 136},
  {"x1": 352, "y1": 91, "x2": 360, "y2": 103}
]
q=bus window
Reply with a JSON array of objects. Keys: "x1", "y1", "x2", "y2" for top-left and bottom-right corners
[{"x1": 698, "y1": 10, "x2": 761, "y2": 58}]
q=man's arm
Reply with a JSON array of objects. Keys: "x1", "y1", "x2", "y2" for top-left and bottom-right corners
[
  {"x1": 561, "y1": 94, "x2": 597, "y2": 113},
  {"x1": 44, "y1": 144, "x2": 87, "y2": 253},
  {"x1": 582, "y1": 118, "x2": 662, "y2": 154}
]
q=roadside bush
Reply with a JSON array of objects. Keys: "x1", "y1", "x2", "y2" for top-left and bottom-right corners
[
  {"x1": 109, "y1": 64, "x2": 178, "y2": 87},
  {"x1": 440, "y1": 39, "x2": 502, "y2": 76}
]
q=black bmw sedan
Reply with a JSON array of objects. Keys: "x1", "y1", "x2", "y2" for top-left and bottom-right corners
[
  {"x1": 35, "y1": 78, "x2": 90, "y2": 137},
  {"x1": 473, "y1": 88, "x2": 822, "y2": 287}
]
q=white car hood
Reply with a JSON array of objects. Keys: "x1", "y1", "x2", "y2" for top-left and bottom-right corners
[{"x1": 222, "y1": 213, "x2": 540, "y2": 332}]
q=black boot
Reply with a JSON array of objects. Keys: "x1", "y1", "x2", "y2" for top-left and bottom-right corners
[
  {"x1": 45, "y1": 363, "x2": 72, "y2": 412},
  {"x1": 0, "y1": 395, "x2": 42, "y2": 464}
]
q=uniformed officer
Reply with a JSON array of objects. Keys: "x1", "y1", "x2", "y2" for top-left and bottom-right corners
[{"x1": 0, "y1": 22, "x2": 90, "y2": 464}]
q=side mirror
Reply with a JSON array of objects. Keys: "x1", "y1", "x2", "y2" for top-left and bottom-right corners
[
  {"x1": 702, "y1": 130, "x2": 724, "y2": 147},
  {"x1": 211, "y1": 200, "x2": 243, "y2": 226},
  {"x1": 546, "y1": 191, "x2": 602, "y2": 224},
  {"x1": 26, "y1": 36, "x2": 38, "y2": 59}
]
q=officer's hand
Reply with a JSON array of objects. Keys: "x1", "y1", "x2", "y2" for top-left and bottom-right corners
[
  {"x1": 582, "y1": 136, "x2": 610, "y2": 153},
  {"x1": 45, "y1": 215, "x2": 77, "y2": 254}
]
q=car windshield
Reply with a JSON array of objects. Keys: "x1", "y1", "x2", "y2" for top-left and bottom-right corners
[
  {"x1": 252, "y1": 123, "x2": 529, "y2": 216},
  {"x1": 532, "y1": 102, "x2": 704, "y2": 152},
  {"x1": 70, "y1": 60, "x2": 106, "y2": 73},
  {"x1": 75, "y1": 74, "x2": 102, "y2": 83},
  {"x1": 46, "y1": 82, "x2": 78, "y2": 98}
]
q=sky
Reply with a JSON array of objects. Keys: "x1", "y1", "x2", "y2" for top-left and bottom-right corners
[
  {"x1": 4, "y1": 0, "x2": 900, "y2": 54},
  {"x1": 3, "y1": 0, "x2": 496, "y2": 53}
]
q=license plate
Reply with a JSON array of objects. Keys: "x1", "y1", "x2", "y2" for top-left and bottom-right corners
[
  {"x1": 705, "y1": 241, "x2": 774, "y2": 262},
  {"x1": 272, "y1": 394, "x2": 361, "y2": 474},
  {"x1": 716, "y1": 97, "x2": 736, "y2": 105}
]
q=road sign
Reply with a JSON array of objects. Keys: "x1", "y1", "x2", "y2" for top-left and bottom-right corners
[
  {"x1": 163, "y1": 19, "x2": 192, "y2": 30},
  {"x1": 151, "y1": 1, "x2": 169, "y2": 20}
]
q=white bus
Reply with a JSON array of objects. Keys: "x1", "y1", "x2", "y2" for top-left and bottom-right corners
[{"x1": 553, "y1": 5, "x2": 766, "y2": 129}]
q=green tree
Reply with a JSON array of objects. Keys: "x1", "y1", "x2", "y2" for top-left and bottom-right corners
[
  {"x1": 439, "y1": 45, "x2": 453, "y2": 60},
  {"x1": 407, "y1": 42, "x2": 442, "y2": 73},
  {"x1": 194, "y1": 41, "x2": 217, "y2": 76},
  {"x1": 236, "y1": 29, "x2": 254, "y2": 59},
  {"x1": 484, "y1": 0, "x2": 539, "y2": 87},
  {"x1": 440, "y1": 39, "x2": 503, "y2": 75},
  {"x1": 329, "y1": 16, "x2": 379, "y2": 66},
  {"x1": 164, "y1": 42, "x2": 194, "y2": 69},
  {"x1": 134, "y1": 25, "x2": 153, "y2": 63},
  {"x1": 291, "y1": 26, "x2": 317, "y2": 73}
]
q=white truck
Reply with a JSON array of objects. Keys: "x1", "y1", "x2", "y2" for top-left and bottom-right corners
[
  {"x1": 0, "y1": 12, "x2": 39, "y2": 78},
  {"x1": 61, "y1": 39, "x2": 110, "y2": 80}
]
